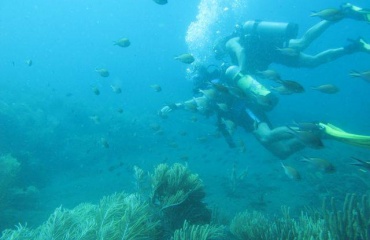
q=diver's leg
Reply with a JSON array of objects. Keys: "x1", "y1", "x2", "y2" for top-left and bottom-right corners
[
  {"x1": 288, "y1": 20, "x2": 333, "y2": 51},
  {"x1": 297, "y1": 49, "x2": 349, "y2": 68},
  {"x1": 253, "y1": 123, "x2": 304, "y2": 159}
]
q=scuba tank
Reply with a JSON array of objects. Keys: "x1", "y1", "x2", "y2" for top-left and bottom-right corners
[
  {"x1": 225, "y1": 65, "x2": 278, "y2": 111},
  {"x1": 241, "y1": 20, "x2": 298, "y2": 48}
]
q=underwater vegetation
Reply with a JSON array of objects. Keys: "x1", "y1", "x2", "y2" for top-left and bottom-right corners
[
  {"x1": 1, "y1": 163, "x2": 370, "y2": 240},
  {"x1": 0, "y1": 154, "x2": 21, "y2": 211}
]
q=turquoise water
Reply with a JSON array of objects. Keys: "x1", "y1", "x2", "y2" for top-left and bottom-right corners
[{"x1": 0, "y1": 0, "x2": 370, "y2": 235}]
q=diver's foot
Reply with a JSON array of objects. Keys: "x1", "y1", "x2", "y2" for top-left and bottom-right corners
[
  {"x1": 345, "y1": 37, "x2": 370, "y2": 53},
  {"x1": 340, "y1": 3, "x2": 370, "y2": 22}
]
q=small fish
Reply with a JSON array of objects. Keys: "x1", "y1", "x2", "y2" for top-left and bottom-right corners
[
  {"x1": 92, "y1": 86, "x2": 100, "y2": 95},
  {"x1": 281, "y1": 162, "x2": 301, "y2": 180},
  {"x1": 190, "y1": 115, "x2": 198, "y2": 122},
  {"x1": 114, "y1": 38, "x2": 130, "y2": 48},
  {"x1": 276, "y1": 47, "x2": 299, "y2": 57},
  {"x1": 310, "y1": 8, "x2": 344, "y2": 21},
  {"x1": 300, "y1": 156, "x2": 335, "y2": 173},
  {"x1": 110, "y1": 85, "x2": 122, "y2": 94},
  {"x1": 95, "y1": 68, "x2": 110, "y2": 77},
  {"x1": 291, "y1": 121, "x2": 321, "y2": 132},
  {"x1": 196, "y1": 136, "x2": 208, "y2": 143},
  {"x1": 349, "y1": 70, "x2": 370, "y2": 83},
  {"x1": 174, "y1": 53, "x2": 195, "y2": 64},
  {"x1": 101, "y1": 138, "x2": 109, "y2": 148},
  {"x1": 150, "y1": 84, "x2": 162, "y2": 92},
  {"x1": 216, "y1": 103, "x2": 229, "y2": 112},
  {"x1": 149, "y1": 123, "x2": 161, "y2": 131},
  {"x1": 222, "y1": 118, "x2": 236, "y2": 135},
  {"x1": 153, "y1": 0, "x2": 167, "y2": 5},
  {"x1": 311, "y1": 84, "x2": 339, "y2": 94},
  {"x1": 117, "y1": 108, "x2": 123, "y2": 113},
  {"x1": 287, "y1": 126, "x2": 324, "y2": 149},
  {"x1": 25, "y1": 59, "x2": 33, "y2": 66},
  {"x1": 270, "y1": 85, "x2": 295, "y2": 95},
  {"x1": 350, "y1": 157, "x2": 370, "y2": 171},
  {"x1": 257, "y1": 69, "x2": 281, "y2": 81},
  {"x1": 277, "y1": 79, "x2": 305, "y2": 93},
  {"x1": 89, "y1": 115, "x2": 100, "y2": 124}
]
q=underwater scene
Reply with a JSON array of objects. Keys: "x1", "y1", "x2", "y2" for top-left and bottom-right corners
[{"x1": 1, "y1": 0, "x2": 370, "y2": 239}]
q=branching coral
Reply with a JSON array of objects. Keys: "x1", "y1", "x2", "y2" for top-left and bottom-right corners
[
  {"x1": 171, "y1": 220, "x2": 225, "y2": 240},
  {"x1": 229, "y1": 194, "x2": 370, "y2": 240},
  {"x1": 150, "y1": 163, "x2": 211, "y2": 234},
  {"x1": 150, "y1": 163, "x2": 204, "y2": 210},
  {"x1": 0, "y1": 193, "x2": 160, "y2": 240},
  {"x1": 322, "y1": 193, "x2": 370, "y2": 240}
]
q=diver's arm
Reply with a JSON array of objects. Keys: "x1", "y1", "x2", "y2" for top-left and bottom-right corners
[
  {"x1": 158, "y1": 102, "x2": 184, "y2": 118},
  {"x1": 226, "y1": 37, "x2": 248, "y2": 73}
]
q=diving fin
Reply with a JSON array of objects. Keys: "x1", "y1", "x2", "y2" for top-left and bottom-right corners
[
  {"x1": 319, "y1": 122, "x2": 370, "y2": 149},
  {"x1": 341, "y1": 3, "x2": 370, "y2": 22}
]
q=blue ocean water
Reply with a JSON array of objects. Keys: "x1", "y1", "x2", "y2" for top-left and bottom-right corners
[{"x1": 0, "y1": 0, "x2": 369, "y2": 233}]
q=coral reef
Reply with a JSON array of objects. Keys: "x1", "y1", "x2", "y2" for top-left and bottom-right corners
[
  {"x1": 150, "y1": 163, "x2": 211, "y2": 235},
  {"x1": 171, "y1": 220, "x2": 225, "y2": 240},
  {"x1": 0, "y1": 154, "x2": 20, "y2": 210},
  {"x1": 0, "y1": 193, "x2": 160, "y2": 240},
  {"x1": 2, "y1": 163, "x2": 370, "y2": 240},
  {"x1": 230, "y1": 194, "x2": 370, "y2": 240}
]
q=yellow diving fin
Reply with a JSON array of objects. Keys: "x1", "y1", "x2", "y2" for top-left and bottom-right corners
[{"x1": 319, "y1": 122, "x2": 370, "y2": 149}]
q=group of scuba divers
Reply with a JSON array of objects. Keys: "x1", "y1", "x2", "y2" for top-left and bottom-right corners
[{"x1": 159, "y1": 3, "x2": 370, "y2": 160}]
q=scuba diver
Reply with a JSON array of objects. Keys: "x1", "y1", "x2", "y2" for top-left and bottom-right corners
[
  {"x1": 159, "y1": 64, "x2": 308, "y2": 159},
  {"x1": 158, "y1": 3, "x2": 370, "y2": 159},
  {"x1": 158, "y1": 64, "x2": 370, "y2": 159},
  {"x1": 225, "y1": 3, "x2": 370, "y2": 74}
]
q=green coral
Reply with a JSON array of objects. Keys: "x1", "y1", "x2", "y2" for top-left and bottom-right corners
[
  {"x1": 150, "y1": 163, "x2": 211, "y2": 234},
  {"x1": 322, "y1": 193, "x2": 370, "y2": 240},
  {"x1": 172, "y1": 220, "x2": 225, "y2": 240},
  {"x1": 229, "y1": 194, "x2": 370, "y2": 240},
  {"x1": 0, "y1": 193, "x2": 160, "y2": 240}
]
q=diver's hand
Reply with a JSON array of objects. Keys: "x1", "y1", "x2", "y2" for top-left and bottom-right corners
[{"x1": 158, "y1": 106, "x2": 172, "y2": 118}]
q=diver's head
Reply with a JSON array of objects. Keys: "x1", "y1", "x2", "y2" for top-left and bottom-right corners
[{"x1": 225, "y1": 65, "x2": 241, "y2": 81}]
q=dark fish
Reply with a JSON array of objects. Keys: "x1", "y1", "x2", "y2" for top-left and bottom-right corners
[
  {"x1": 95, "y1": 68, "x2": 109, "y2": 77},
  {"x1": 257, "y1": 69, "x2": 281, "y2": 81},
  {"x1": 311, "y1": 8, "x2": 344, "y2": 21},
  {"x1": 349, "y1": 70, "x2": 370, "y2": 83},
  {"x1": 287, "y1": 126, "x2": 324, "y2": 149},
  {"x1": 277, "y1": 79, "x2": 305, "y2": 93},
  {"x1": 311, "y1": 84, "x2": 339, "y2": 94},
  {"x1": 174, "y1": 53, "x2": 195, "y2": 64},
  {"x1": 281, "y1": 162, "x2": 301, "y2": 180},
  {"x1": 350, "y1": 157, "x2": 370, "y2": 171},
  {"x1": 92, "y1": 86, "x2": 100, "y2": 95},
  {"x1": 150, "y1": 84, "x2": 162, "y2": 92},
  {"x1": 153, "y1": 0, "x2": 167, "y2": 5},
  {"x1": 114, "y1": 38, "x2": 130, "y2": 48},
  {"x1": 300, "y1": 156, "x2": 335, "y2": 173},
  {"x1": 271, "y1": 85, "x2": 295, "y2": 95},
  {"x1": 292, "y1": 121, "x2": 321, "y2": 132}
]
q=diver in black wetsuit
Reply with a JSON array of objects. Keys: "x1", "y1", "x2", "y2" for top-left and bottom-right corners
[
  {"x1": 159, "y1": 64, "x2": 305, "y2": 159},
  {"x1": 226, "y1": 4, "x2": 370, "y2": 74}
]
